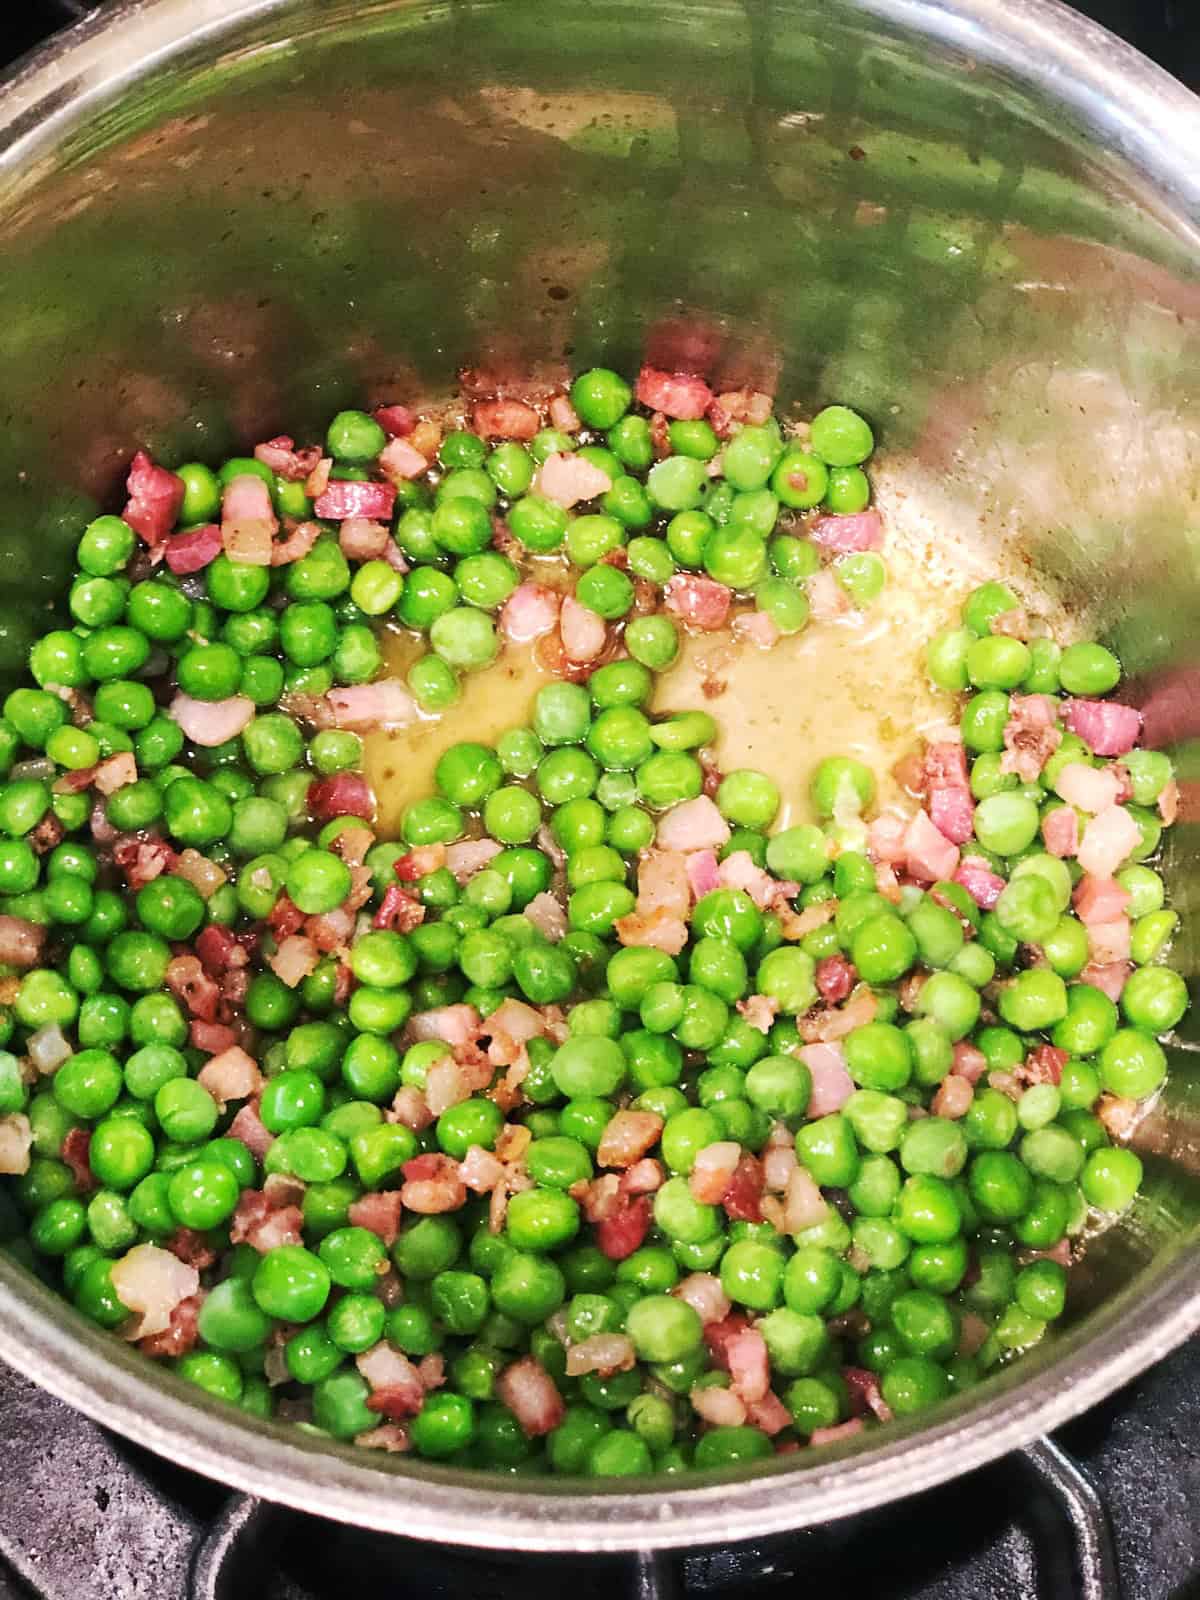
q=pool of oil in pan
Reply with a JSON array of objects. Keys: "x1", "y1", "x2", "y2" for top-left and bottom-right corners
[{"x1": 364, "y1": 525, "x2": 1002, "y2": 838}]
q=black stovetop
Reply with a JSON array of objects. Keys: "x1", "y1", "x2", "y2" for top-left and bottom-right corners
[
  {"x1": 5, "y1": 1333, "x2": 1200, "y2": 1600},
  {"x1": 2, "y1": 4, "x2": 1198, "y2": 1599}
]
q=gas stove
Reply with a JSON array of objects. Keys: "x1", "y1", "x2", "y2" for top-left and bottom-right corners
[
  {"x1": 2, "y1": 4, "x2": 1199, "y2": 1598},
  {"x1": 4, "y1": 1337, "x2": 1200, "y2": 1600}
]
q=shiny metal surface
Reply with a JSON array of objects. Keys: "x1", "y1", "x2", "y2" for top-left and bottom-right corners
[{"x1": 0, "y1": 0, "x2": 1199, "y2": 1551}]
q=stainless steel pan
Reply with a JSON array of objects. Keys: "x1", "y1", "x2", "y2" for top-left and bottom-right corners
[{"x1": 0, "y1": 0, "x2": 1198, "y2": 1551}]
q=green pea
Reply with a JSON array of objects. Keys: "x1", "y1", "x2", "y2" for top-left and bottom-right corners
[
  {"x1": 998, "y1": 969, "x2": 1068, "y2": 1032},
  {"x1": 1081, "y1": 1146, "x2": 1142, "y2": 1212},
  {"x1": 1098, "y1": 1028, "x2": 1167, "y2": 1099},
  {"x1": 647, "y1": 455, "x2": 709, "y2": 512},
  {"x1": 625, "y1": 615, "x2": 679, "y2": 671},
  {"x1": 810, "y1": 405, "x2": 874, "y2": 467},
  {"x1": 1121, "y1": 966, "x2": 1188, "y2": 1033},
  {"x1": 1059, "y1": 641, "x2": 1121, "y2": 696},
  {"x1": 499, "y1": 1184, "x2": 578, "y2": 1253}
]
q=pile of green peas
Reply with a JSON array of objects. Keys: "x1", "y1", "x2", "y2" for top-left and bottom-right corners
[
  {"x1": 319, "y1": 378, "x2": 880, "y2": 706},
  {"x1": 0, "y1": 374, "x2": 1180, "y2": 1478}
]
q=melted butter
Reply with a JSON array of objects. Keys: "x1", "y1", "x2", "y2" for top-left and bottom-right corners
[
  {"x1": 654, "y1": 532, "x2": 972, "y2": 829},
  {"x1": 364, "y1": 515, "x2": 1035, "y2": 839},
  {"x1": 366, "y1": 629, "x2": 551, "y2": 839}
]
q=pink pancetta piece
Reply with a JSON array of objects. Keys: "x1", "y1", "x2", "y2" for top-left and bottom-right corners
[
  {"x1": 954, "y1": 857, "x2": 1005, "y2": 909},
  {"x1": 711, "y1": 388, "x2": 774, "y2": 428},
  {"x1": 716, "y1": 850, "x2": 781, "y2": 911},
  {"x1": 500, "y1": 582, "x2": 561, "y2": 643},
  {"x1": 810, "y1": 1418, "x2": 865, "y2": 1447},
  {"x1": 308, "y1": 772, "x2": 375, "y2": 823},
  {"x1": 1081, "y1": 960, "x2": 1132, "y2": 1001},
  {"x1": 904, "y1": 809, "x2": 960, "y2": 883},
  {"x1": 314, "y1": 479, "x2": 396, "y2": 520},
  {"x1": 0, "y1": 916, "x2": 45, "y2": 970},
  {"x1": 598, "y1": 1111, "x2": 665, "y2": 1170},
  {"x1": 932, "y1": 1073, "x2": 974, "y2": 1118},
  {"x1": 253, "y1": 436, "x2": 322, "y2": 481},
  {"x1": 536, "y1": 452, "x2": 612, "y2": 509},
  {"x1": 808, "y1": 568, "x2": 851, "y2": 621},
  {"x1": 496, "y1": 1357, "x2": 565, "y2": 1438},
  {"x1": 1042, "y1": 806, "x2": 1080, "y2": 858},
  {"x1": 408, "y1": 1004, "x2": 480, "y2": 1047},
  {"x1": 656, "y1": 795, "x2": 731, "y2": 853},
  {"x1": 674, "y1": 1273, "x2": 731, "y2": 1326},
  {"x1": 690, "y1": 1386, "x2": 747, "y2": 1428},
  {"x1": 808, "y1": 510, "x2": 884, "y2": 553},
  {"x1": 472, "y1": 399, "x2": 541, "y2": 440},
  {"x1": 94, "y1": 753, "x2": 137, "y2": 795},
  {"x1": 122, "y1": 451, "x2": 185, "y2": 546},
  {"x1": 952, "y1": 1041, "x2": 988, "y2": 1083},
  {"x1": 783, "y1": 1166, "x2": 828, "y2": 1232},
  {"x1": 1077, "y1": 805, "x2": 1142, "y2": 879},
  {"x1": 445, "y1": 838, "x2": 503, "y2": 883},
  {"x1": 560, "y1": 594, "x2": 607, "y2": 661},
  {"x1": 487, "y1": 999, "x2": 544, "y2": 1047},
  {"x1": 197, "y1": 1046, "x2": 262, "y2": 1108},
  {"x1": 230, "y1": 1190, "x2": 303, "y2": 1254},
  {"x1": 1073, "y1": 873, "x2": 1131, "y2": 925},
  {"x1": 564, "y1": 1334, "x2": 636, "y2": 1379},
  {"x1": 373, "y1": 404, "x2": 414, "y2": 438},
  {"x1": 424, "y1": 1060, "x2": 468, "y2": 1116},
  {"x1": 390, "y1": 1086, "x2": 434, "y2": 1133},
  {"x1": 726, "y1": 1326, "x2": 771, "y2": 1404},
  {"x1": 348, "y1": 1190, "x2": 404, "y2": 1247},
  {"x1": 543, "y1": 394, "x2": 578, "y2": 433},
  {"x1": 221, "y1": 473, "x2": 277, "y2": 565},
  {"x1": 929, "y1": 784, "x2": 974, "y2": 845},
  {"x1": 1088, "y1": 917, "x2": 1131, "y2": 965},
  {"x1": 685, "y1": 848, "x2": 722, "y2": 900},
  {"x1": 635, "y1": 366, "x2": 714, "y2": 419},
  {"x1": 305, "y1": 457, "x2": 332, "y2": 498},
  {"x1": 635, "y1": 850, "x2": 691, "y2": 921},
  {"x1": 689, "y1": 1141, "x2": 742, "y2": 1204},
  {"x1": 1055, "y1": 762, "x2": 1121, "y2": 814},
  {"x1": 869, "y1": 813, "x2": 908, "y2": 866},
  {"x1": 737, "y1": 993, "x2": 779, "y2": 1034},
  {"x1": 268, "y1": 934, "x2": 320, "y2": 989},
  {"x1": 524, "y1": 891, "x2": 568, "y2": 942},
  {"x1": 269, "y1": 519, "x2": 322, "y2": 567},
  {"x1": 1001, "y1": 694, "x2": 1061, "y2": 782},
  {"x1": 613, "y1": 906, "x2": 690, "y2": 956},
  {"x1": 228, "y1": 1101, "x2": 274, "y2": 1158},
  {"x1": 800, "y1": 1042, "x2": 854, "y2": 1115},
  {"x1": 663, "y1": 574, "x2": 732, "y2": 631},
  {"x1": 845, "y1": 1367, "x2": 893, "y2": 1423},
  {"x1": 747, "y1": 1391, "x2": 793, "y2": 1437},
  {"x1": 357, "y1": 1344, "x2": 425, "y2": 1419},
  {"x1": 169, "y1": 693, "x2": 255, "y2": 748},
  {"x1": 339, "y1": 517, "x2": 390, "y2": 561},
  {"x1": 1064, "y1": 699, "x2": 1142, "y2": 757},
  {"x1": 925, "y1": 741, "x2": 969, "y2": 790},
  {"x1": 400, "y1": 1153, "x2": 467, "y2": 1214},
  {"x1": 164, "y1": 523, "x2": 222, "y2": 574},
  {"x1": 732, "y1": 609, "x2": 780, "y2": 650},
  {"x1": 327, "y1": 679, "x2": 417, "y2": 732},
  {"x1": 458, "y1": 1144, "x2": 505, "y2": 1193},
  {"x1": 378, "y1": 436, "x2": 429, "y2": 483},
  {"x1": 816, "y1": 955, "x2": 855, "y2": 1005},
  {"x1": 110, "y1": 1244, "x2": 199, "y2": 1341}
]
